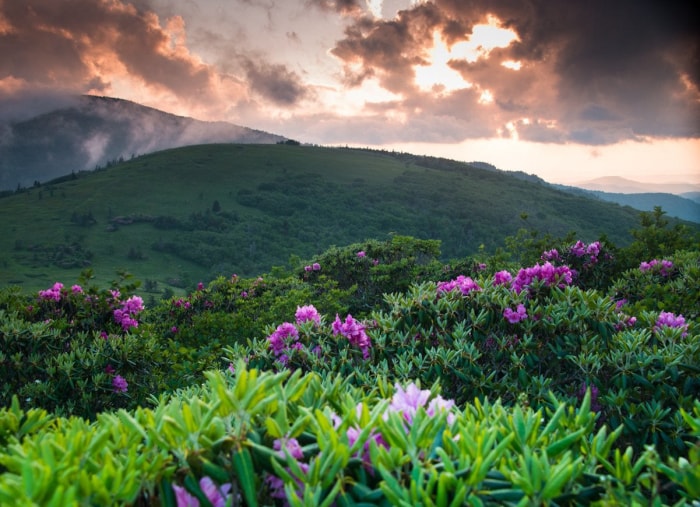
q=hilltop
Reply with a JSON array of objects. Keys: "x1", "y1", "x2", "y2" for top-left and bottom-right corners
[
  {"x1": 0, "y1": 95, "x2": 285, "y2": 190},
  {"x1": 0, "y1": 143, "x2": 665, "y2": 292}
]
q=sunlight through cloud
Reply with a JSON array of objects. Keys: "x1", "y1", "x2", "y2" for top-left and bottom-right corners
[{"x1": 414, "y1": 15, "x2": 519, "y2": 93}]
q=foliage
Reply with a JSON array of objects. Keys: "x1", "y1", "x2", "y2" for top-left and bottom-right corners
[
  {"x1": 0, "y1": 272, "x2": 173, "y2": 419},
  {"x1": 0, "y1": 144, "x2": 658, "y2": 291},
  {"x1": 1, "y1": 366, "x2": 698, "y2": 505}
]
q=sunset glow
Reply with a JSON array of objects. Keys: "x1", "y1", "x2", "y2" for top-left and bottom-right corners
[{"x1": 0, "y1": 0, "x2": 697, "y2": 187}]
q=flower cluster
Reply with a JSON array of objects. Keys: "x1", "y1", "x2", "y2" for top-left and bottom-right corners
[
  {"x1": 570, "y1": 240, "x2": 600, "y2": 260},
  {"x1": 332, "y1": 314, "x2": 371, "y2": 358},
  {"x1": 437, "y1": 275, "x2": 481, "y2": 295},
  {"x1": 388, "y1": 382, "x2": 455, "y2": 425},
  {"x1": 654, "y1": 311, "x2": 688, "y2": 337},
  {"x1": 112, "y1": 375, "x2": 128, "y2": 393},
  {"x1": 38, "y1": 282, "x2": 64, "y2": 301},
  {"x1": 265, "y1": 437, "x2": 308, "y2": 502},
  {"x1": 172, "y1": 476, "x2": 232, "y2": 507},
  {"x1": 267, "y1": 322, "x2": 301, "y2": 362},
  {"x1": 541, "y1": 249, "x2": 560, "y2": 261},
  {"x1": 503, "y1": 304, "x2": 528, "y2": 324},
  {"x1": 492, "y1": 270, "x2": 513, "y2": 286},
  {"x1": 303, "y1": 262, "x2": 321, "y2": 272},
  {"x1": 113, "y1": 295, "x2": 144, "y2": 331},
  {"x1": 511, "y1": 262, "x2": 573, "y2": 294},
  {"x1": 640, "y1": 259, "x2": 673, "y2": 276},
  {"x1": 295, "y1": 305, "x2": 321, "y2": 325}
]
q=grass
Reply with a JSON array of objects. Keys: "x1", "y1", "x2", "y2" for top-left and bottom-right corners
[{"x1": 0, "y1": 144, "x2": 653, "y2": 292}]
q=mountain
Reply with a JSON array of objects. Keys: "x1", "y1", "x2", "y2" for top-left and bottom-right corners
[
  {"x1": 554, "y1": 183, "x2": 700, "y2": 223},
  {"x1": 586, "y1": 191, "x2": 700, "y2": 223},
  {"x1": 2, "y1": 143, "x2": 682, "y2": 292},
  {"x1": 574, "y1": 176, "x2": 700, "y2": 195},
  {"x1": 0, "y1": 95, "x2": 286, "y2": 190}
]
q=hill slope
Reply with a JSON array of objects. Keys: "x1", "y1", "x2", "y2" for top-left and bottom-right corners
[
  {"x1": 0, "y1": 144, "x2": 654, "y2": 291},
  {"x1": 0, "y1": 95, "x2": 285, "y2": 190}
]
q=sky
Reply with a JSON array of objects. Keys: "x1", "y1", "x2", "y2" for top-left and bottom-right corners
[{"x1": 1, "y1": 0, "x2": 698, "y2": 186}]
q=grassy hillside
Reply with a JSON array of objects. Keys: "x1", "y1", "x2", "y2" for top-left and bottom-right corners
[{"x1": 0, "y1": 144, "x2": 649, "y2": 292}]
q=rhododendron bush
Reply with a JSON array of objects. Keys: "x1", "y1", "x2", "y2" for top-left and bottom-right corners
[{"x1": 0, "y1": 220, "x2": 698, "y2": 504}]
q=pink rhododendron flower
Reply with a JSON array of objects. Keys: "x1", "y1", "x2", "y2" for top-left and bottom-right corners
[
  {"x1": 437, "y1": 275, "x2": 481, "y2": 295},
  {"x1": 267, "y1": 322, "x2": 299, "y2": 356},
  {"x1": 654, "y1": 311, "x2": 688, "y2": 336},
  {"x1": 570, "y1": 241, "x2": 587, "y2": 257},
  {"x1": 511, "y1": 262, "x2": 573, "y2": 294},
  {"x1": 172, "y1": 477, "x2": 232, "y2": 507},
  {"x1": 312, "y1": 262, "x2": 321, "y2": 271},
  {"x1": 71, "y1": 284, "x2": 83, "y2": 294},
  {"x1": 388, "y1": 383, "x2": 431, "y2": 424},
  {"x1": 503, "y1": 304, "x2": 528, "y2": 324},
  {"x1": 304, "y1": 265, "x2": 312, "y2": 272},
  {"x1": 38, "y1": 282, "x2": 64, "y2": 301},
  {"x1": 112, "y1": 375, "x2": 128, "y2": 393},
  {"x1": 493, "y1": 270, "x2": 513, "y2": 286},
  {"x1": 332, "y1": 314, "x2": 371, "y2": 357},
  {"x1": 388, "y1": 382, "x2": 456, "y2": 425},
  {"x1": 357, "y1": 250, "x2": 366, "y2": 258},
  {"x1": 295, "y1": 305, "x2": 321, "y2": 325},
  {"x1": 273, "y1": 437, "x2": 304, "y2": 460},
  {"x1": 541, "y1": 249, "x2": 560, "y2": 261}
]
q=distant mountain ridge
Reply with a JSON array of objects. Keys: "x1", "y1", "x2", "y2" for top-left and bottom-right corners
[
  {"x1": 573, "y1": 176, "x2": 700, "y2": 195},
  {"x1": 0, "y1": 95, "x2": 286, "y2": 190},
  {"x1": 553, "y1": 183, "x2": 700, "y2": 223}
]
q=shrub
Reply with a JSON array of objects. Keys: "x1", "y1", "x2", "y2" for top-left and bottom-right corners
[{"x1": 0, "y1": 366, "x2": 698, "y2": 505}]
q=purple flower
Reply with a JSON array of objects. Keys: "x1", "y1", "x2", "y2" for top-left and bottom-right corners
[
  {"x1": 71, "y1": 284, "x2": 83, "y2": 294},
  {"x1": 570, "y1": 240, "x2": 586, "y2": 257},
  {"x1": 172, "y1": 477, "x2": 232, "y2": 507},
  {"x1": 332, "y1": 314, "x2": 371, "y2": 357},
  {"x1": 655, "y1": 311, "x2": 688, "y2": 336},
  {"x1": 493, "y1": 270, "x2": 513, "y2": 286},
  {"x1": 197, "y1": 282, "x2": 204, "y2": 291},
  {"x1": 304, "y1": 265, "x2": 312, "y2": 272},
  {"x1": 104, "y1": 364, "x2": 115, "y2": 374},
  {"x1": 39, "y1": 282, "x2": 64, "y2": 301},
  {"x1": 357, "y1": 250, "x2": 366, "y2": 258},
  {"x1": 388, "y1": 383, "x2": 431, "y2": 424},
  {"x1": 199, "y1": 477, "x2": 232, "y2": 507},
  {"x1": 295, "y1": 305, "x2": 321, "y2": 325},
  {"x1": 273, "y1": 437, "x2": 304, "y2": 460},
  {"x1": 437, "y1": 275, "x2": 481, "y2": 295},
  {"x1": 541, "y1": 249, "x2": 560, "y2": 261},
  {"x1": 577, "y1": 382, "x2": 601, "y2": 412},
  {"x1": 312, "y1": 262, "x2": 321, "y2": 271},
  {"x1": 112, "y1": 375, "x2": 128, "y2": 393},
  {"x1": 503, "y1": 303, "x2": 528, "y2": 324},
  {"x1": 372, "y1": 259, "x2": 379, "y2": 266},
  {"x1": 268, "y1": 322, "x2": 299, "y2": 356},
  {"x1": 511, "y1": 262, "x2": 573, "y2": 294}
]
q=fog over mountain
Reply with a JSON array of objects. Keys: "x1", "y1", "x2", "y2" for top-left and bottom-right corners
[{"x1": 0, "y1": 95, "x2": 286, "y2": 190}]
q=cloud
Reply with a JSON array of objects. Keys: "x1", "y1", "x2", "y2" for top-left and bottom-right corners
[
  {"x1": 306, "y1": 0, "x2": 365, "y2": 16},
  {"x1": 327, "y1": 0, "x2": 700, "y2": 144},
  {"x1": 241, "y1": 58, "x2": 309, "y2": 106},
  {"x1": 0, "y1": 0, "x2": 245, "y2": 116}
]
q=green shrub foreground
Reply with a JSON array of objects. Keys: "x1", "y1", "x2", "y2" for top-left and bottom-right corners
[
  {"x1": 1, "y1": 366, "x2": 699, "y2": 505},
  {"x1": 0, "y1": 212, "x2": 699, "y2": 505}
]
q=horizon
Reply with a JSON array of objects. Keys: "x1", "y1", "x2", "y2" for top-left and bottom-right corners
[{"x1": 1, "y1": 0, "x2": 698, "y2": 187}]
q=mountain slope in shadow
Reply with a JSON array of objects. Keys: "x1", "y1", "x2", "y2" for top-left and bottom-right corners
[{"x1": 0, "y1": 95, "x2": 285, "y2": 190}]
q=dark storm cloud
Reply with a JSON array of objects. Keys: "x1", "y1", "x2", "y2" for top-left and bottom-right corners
[
  {"x1": 329, "y1": 0, "x2": 700, "y2": 144},
  {"x1": 0, "y1": 0, "x2": 217, "y2": 101},
  {"x1": 241, "y1": 58, "x2": 308, "y2": 106}
]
